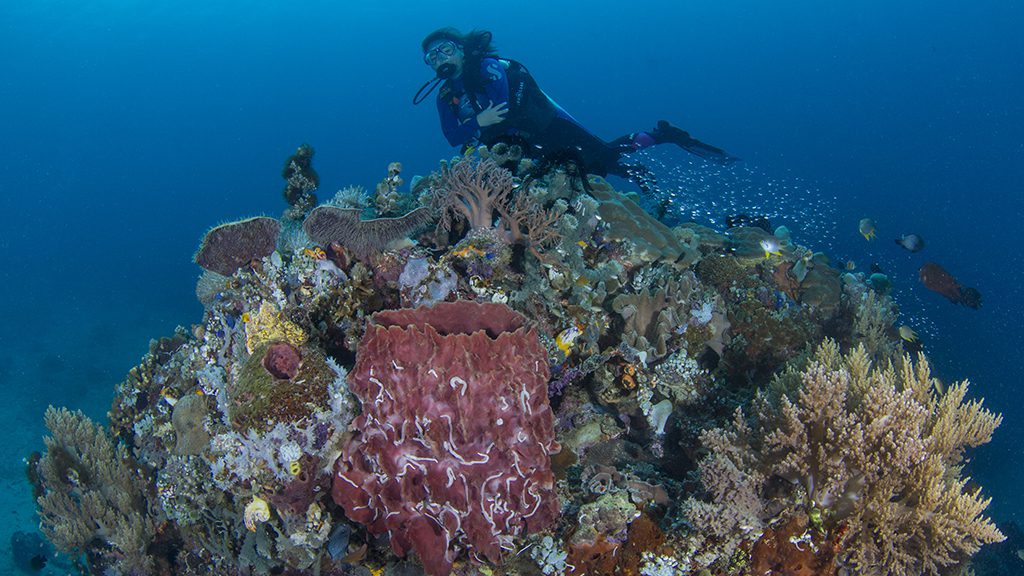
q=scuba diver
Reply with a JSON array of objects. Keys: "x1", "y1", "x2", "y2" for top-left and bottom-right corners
[{"x1": 414, "y1": 28, "x2": 739, "y2": 191}]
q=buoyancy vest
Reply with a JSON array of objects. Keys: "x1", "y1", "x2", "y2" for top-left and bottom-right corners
[{"x1": 453, "y1": 58, "x2": 559, "y2": 146}]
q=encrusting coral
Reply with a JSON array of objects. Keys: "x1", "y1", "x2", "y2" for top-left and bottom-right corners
[{"x1": 684, "y1": 339, "x2": 1004, "y2": 575}]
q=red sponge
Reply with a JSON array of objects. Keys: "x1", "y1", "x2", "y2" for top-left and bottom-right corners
[{"x1": 332, "y1": 301, "x2": 559, "y2": 576}]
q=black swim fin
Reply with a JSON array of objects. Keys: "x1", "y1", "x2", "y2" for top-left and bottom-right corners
[{"x1": 651, "y1": 120, "x2": 740, "y2": 164}]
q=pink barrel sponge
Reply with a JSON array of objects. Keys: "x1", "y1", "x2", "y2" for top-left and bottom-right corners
[{"x1": 332, "y1": 301, "x2": 560, "y2": 576}]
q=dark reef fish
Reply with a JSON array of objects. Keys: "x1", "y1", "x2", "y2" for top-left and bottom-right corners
[
  {"x1": 326, "y1": 523, "x2": 352, "y2": 562},
  {"x1": 10, "y1": 530, "x2": 50, "y2": 572},
  {"x1": 895, "y1": 233, "x2": 925, "y2": 252},
  {"x1": 919, "y1": 262, "x2": 982, "y2": 309}
]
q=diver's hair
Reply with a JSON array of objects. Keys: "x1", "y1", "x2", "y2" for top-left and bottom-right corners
[
  {"x1": 421, "y1": 28, "x2": 498, "y2": 88},
  {"x1": 421, "y1": 27, "x2": 497, "y2": 57}
]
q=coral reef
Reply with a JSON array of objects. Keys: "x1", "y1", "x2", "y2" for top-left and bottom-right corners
[
  {"x1": 282, "y1": 143, "x2": 320, "y2": 216},
  {"x1": 375, "y1": 161, "x2": 404, "y2": 216},
  {"x1": 28, "y1": 148, "x2": 1005, "y2": 576},
  {"x1": 590, "y1": 178, "x2": 700, "y2": 267},
  {"x1": 432, "y1": 156, "x2": 515, "y2": 231},
  {"x1": 228, "y1": 341, "x2": 335, "y2": 432}
]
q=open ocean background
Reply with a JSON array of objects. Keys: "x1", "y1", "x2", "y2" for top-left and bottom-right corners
[{"x1": 1, "y1": 0, "x2": 1021, "y2": 571}]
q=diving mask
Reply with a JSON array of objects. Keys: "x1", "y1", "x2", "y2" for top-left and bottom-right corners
[{"x1": 424, "y1": 40, "x2": 458, "y2": 66}]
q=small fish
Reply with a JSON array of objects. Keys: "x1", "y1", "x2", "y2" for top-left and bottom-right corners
[
  {"x1": 895, "y1": 234, "x2": 924, "y2": 253},
  {"x1": 326, "y1": 523, "x2": 353, "y2": 561},
  {"x1": 726, "y1": 214, "x2": 772, "y2": 232},
  {"x1": 859, "y1": 218, "x2": 877, "y2": 241},
  {"x1": 845, "y1": 260, "x2": 857, "y2": 271},
  {"x1": 898, "y1": 325, "x2": 918, "y2": 343},
  {"x1": 555, "y1": 324, "x2": 582, "y2": 356},
  {"x1": 760, "y1": 238, "x2": 783, "y2": 258},
  {"x1": 160, "y1": 387, "x2": 178, "y2": 407},
  {"x1": 867, "y1": 272, "x2": 891, "y2": 293}
]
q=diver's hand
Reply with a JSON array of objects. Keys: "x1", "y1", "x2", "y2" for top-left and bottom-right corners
[{"x1": 476, "y1": 102, "x2": 508, "y2": 127}]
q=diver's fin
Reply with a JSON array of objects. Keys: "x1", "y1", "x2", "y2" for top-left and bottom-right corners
[{"x1": 651, "y1": 120, "x2": 740, "y2": 164}]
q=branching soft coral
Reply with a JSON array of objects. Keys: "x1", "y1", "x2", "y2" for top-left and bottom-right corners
[
  {"x1": 34, "y1": 407, "x2": 156, "y2": 574},
  {"x1": 431, "y1": 156, "x2": 562, "y2": 253},
  {"x1": 685, "y1": 340, "x2": 1003, "y2": 575},
  {"x1": 433, "y1": 156, "x2": 514, "y2": 231}
]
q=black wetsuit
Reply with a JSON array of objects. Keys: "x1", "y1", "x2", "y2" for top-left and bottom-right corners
[
  {"x1": 435, "y1": 57, "x2": 643, "y2": 178},
  {"x1": 434, "y1": 57, "x2": 737, "y2": 187}
]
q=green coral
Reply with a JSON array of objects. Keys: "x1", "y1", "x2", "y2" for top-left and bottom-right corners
[{"x1": 228, "y1": 342, "x2": 334, "y2": 432}]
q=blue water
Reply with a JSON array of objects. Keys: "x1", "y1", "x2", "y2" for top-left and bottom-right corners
[{"x1": 2, "y1": 0, "x2": 1022, "y2": 568}]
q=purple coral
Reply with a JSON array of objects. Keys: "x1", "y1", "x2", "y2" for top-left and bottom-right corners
[
  {"x1": 548, "y1": 364, "x2": 582, "y2": 399},
  {"x1": 262, "y1": 342, "x2": 301, "y2": 380}
]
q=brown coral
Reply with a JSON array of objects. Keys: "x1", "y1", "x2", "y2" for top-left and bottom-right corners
[
  {"x1": 302, "y1": 205, "x2": 432, "y2": 261},
  {"x1": 34, "y1": 407, "x2": 156, "y2": 573},
  {"x1": 611, "y1": 273, "x2": 699, "y2": 360},
  {"x1": 589, "y1": 179, "x2": 699, "y2": 267},
  {"x1": 433, "y1": 156, "x2": 514, "y2": 231},
  {"x1": 686, "y1": 340, "x2": 1004, "y2": 575},
  {"x1": 194, "y1": 216, "x2": 280, "y2": 276}
]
